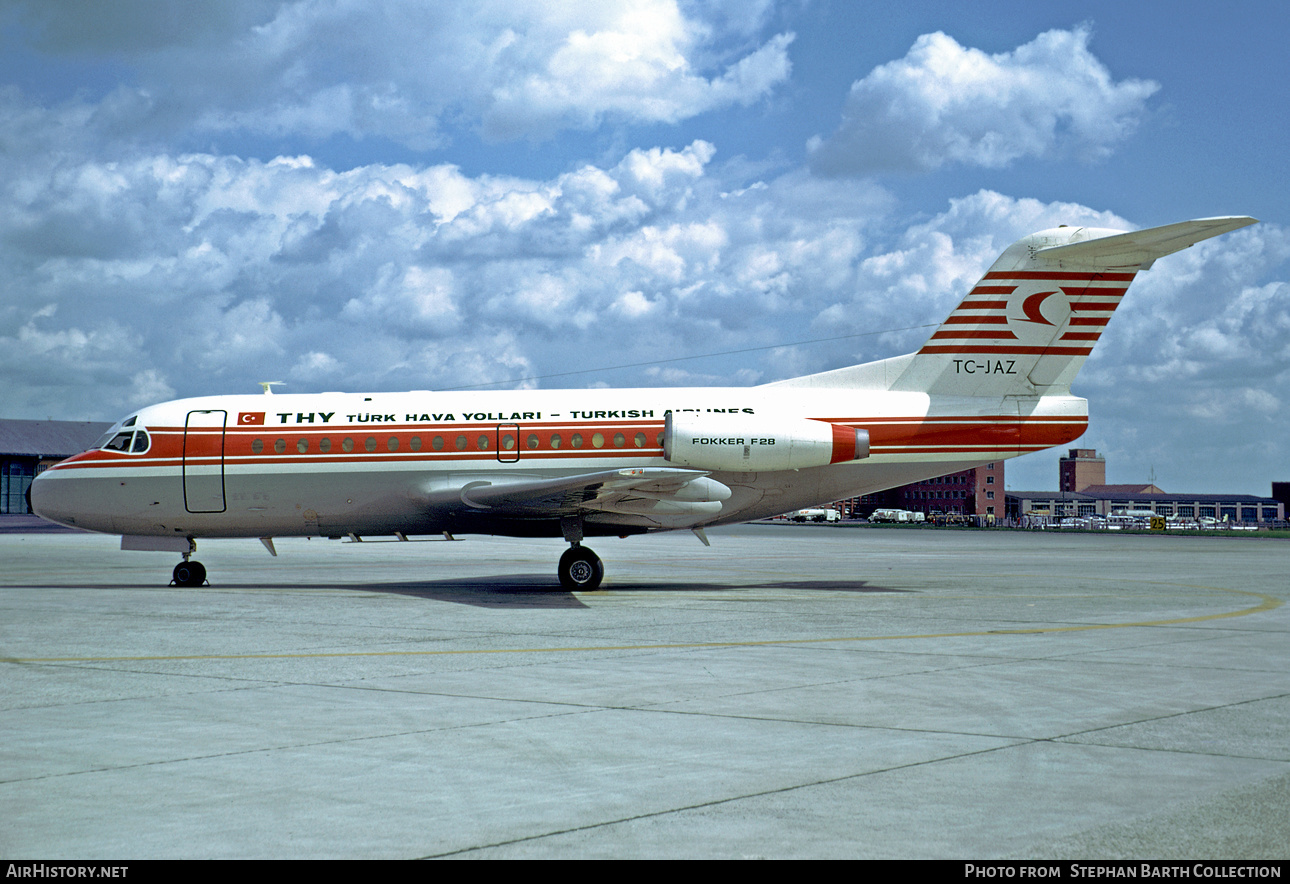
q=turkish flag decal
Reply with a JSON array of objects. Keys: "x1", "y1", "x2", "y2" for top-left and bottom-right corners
[{"x1": 238, "y1": 412, "x2": 266, "y2": 425}]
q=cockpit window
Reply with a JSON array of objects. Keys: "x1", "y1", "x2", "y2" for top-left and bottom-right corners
[
  {"x1": 98, "y1": 416, "x2": 150, "y2": 455},
  {"x1": 95, "y1": 415, "x2": 136, "y2": 450},
  {"x1": 104, "y1": 432, "x2": 134, "y2": 452}
]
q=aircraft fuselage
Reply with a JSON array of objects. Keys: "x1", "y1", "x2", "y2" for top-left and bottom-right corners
[{"x1": 33, "y1": 386, "x2": 1084, "y2": 540}]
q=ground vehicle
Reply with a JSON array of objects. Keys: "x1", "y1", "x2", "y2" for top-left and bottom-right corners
[{"x1": 789, "y1": 508, "x2": 840, "y2": 522}]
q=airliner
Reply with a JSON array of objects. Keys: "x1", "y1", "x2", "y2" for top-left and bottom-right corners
[{"x1": 31, "y1": 216, "x2": 1256, "y2": 590}]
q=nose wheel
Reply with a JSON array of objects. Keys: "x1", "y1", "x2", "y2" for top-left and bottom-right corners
[
  {"x1": 558, "y1": 545, "x2": 603, "y2": 591},
  {"x1": 173, "y1": 560, "x2": 207, "y2": 587}
]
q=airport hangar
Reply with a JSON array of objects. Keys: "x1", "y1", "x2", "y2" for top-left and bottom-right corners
[{"x1": 0, "y1": 418, "x2": 110, "y2": 516}]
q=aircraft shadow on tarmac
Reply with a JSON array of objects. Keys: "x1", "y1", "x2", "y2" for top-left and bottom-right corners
[
  {"x1": 6, "y1": 575, "x2": 909, "y2": 610},
  {"x1": 351, "y1": 574, "x2": 912, "y2": 608}
]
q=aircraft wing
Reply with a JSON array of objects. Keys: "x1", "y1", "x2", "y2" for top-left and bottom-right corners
[{"x1": 458, "y1": 467, "x2": 731, "y2": 519}]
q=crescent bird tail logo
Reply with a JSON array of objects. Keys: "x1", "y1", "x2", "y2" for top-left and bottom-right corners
[{"x1": 1021, "y1": 290, "x2": 1059, "y2": 325}]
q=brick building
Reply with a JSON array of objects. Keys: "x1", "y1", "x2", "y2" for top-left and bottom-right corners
[
  {"x1": 841, "y1": 461, "x2": 1003, "y2": 520},
  {"x1": 1059, "y1": 448, "x2": 1105, "y2": 492}
]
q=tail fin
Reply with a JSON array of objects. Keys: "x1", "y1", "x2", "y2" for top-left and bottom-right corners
[
  {"x1": 889, "y1": 216, "x2": 1257, "y2": 396},
  {"x1": 771, "y1": 216, "x2": 1256, "y2": 394}
]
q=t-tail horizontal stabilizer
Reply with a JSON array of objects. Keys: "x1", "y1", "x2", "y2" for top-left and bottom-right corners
[{"x1": 1032, "y1": 216, "x2": 1258, "y2": 271}]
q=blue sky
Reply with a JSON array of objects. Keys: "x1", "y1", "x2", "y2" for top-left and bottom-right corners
[{"x1": 1, "y1": 0, "x2": 1286, "y2": 494}]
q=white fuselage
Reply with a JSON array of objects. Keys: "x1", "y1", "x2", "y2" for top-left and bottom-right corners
[{"x1": 32, "y1": 385, "x2": 1086, "y2": 540}]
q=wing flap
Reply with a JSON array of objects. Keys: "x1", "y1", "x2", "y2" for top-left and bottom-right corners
[{"x1": 459, "y1": 467, "x2": 725, "y2": 516}]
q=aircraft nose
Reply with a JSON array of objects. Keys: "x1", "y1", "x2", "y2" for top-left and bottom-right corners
[
  {"x1": 29, "y1": 470, "x2": 64, "y2": 524},
  {"x1": 29, "y1": 469, "x2": 95, "y2": 530}
]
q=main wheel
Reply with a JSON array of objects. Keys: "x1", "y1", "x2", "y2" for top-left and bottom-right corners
[
  {"x1": 558, "y1": 546, "x2": 604, "y2": 591},
  {"x1": 173, "y1": 560, "x2": 206, "y2": 587}
]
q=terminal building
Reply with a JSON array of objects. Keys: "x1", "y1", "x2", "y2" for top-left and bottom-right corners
[
  {"x1": 840, "y1": 447, "x2": 1283, "y2": 526},
  {"x1": 0, "y1": 419, "x2": 110, "y2": 514},
  {"x1": 1004, "y1": 488, "x2": 1283, "y2": 524},
  {"x1": 1006, "y1": 449, "x2": 1284, "y2": 525}
]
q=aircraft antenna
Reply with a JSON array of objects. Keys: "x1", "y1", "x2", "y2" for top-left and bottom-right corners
[
  {"x1": 258, "y1": 381, "x2": 284, "y2": 395},
  {"x1": 442, "y1": 323, "x2": 940, "y2": 391}
]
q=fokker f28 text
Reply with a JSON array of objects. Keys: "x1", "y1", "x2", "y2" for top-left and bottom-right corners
[{"x1": 31, "y1": 216, "x2": 1256, "y2": 590}]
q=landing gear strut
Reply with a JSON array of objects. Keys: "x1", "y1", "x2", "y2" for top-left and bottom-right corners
[{"x1": 558, "y1": 544, "x2": 603, "y2": 591}]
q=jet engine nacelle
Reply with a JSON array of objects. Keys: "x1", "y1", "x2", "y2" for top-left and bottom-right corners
[{"x1": 662, "y1": 412, "x2": 869, "y2": 472}]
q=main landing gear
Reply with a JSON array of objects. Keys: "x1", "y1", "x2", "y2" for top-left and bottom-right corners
[
  {"x1": 558, "y1": 544, "x2": 603, "y2": 591},
  {"x1": 172, "y1": 542, "x2": 207, "y2": 588},
  {"x1": 557, "y1": 515, "x2": 603, "y2": 591},
  {"x1": 172, "y1": 560, "x2": 206, "y2": 587}
]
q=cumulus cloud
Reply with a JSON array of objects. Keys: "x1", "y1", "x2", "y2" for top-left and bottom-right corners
[
  {"x1": 15, "y1": 120, "x2": 1274, "y2": 420},
  {"x1": 808, "y1": 27, "x2": 1159, "y2": 175},
  {"x1": 10, "y1": 0, "x2": 793, "y2": 147},
  {"x1": 0, "y1": 127, "x2": 891, "y2": 411},
  {"x1": 1053, "y1": 221, "x2": 1289, "y2": 491},
  {"x1": 2, "y1": 104, "x2": 1281, "y2": 392},
  {"x1": 1, "y1": 3, "x2": 1285, "y2": 494},
  {"x1": 808, "y1": 189, "x2": 1130, "y2": 361},
  {"x1": 1093, "y1": 224, "x2": 1290, "y2": 378}
]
